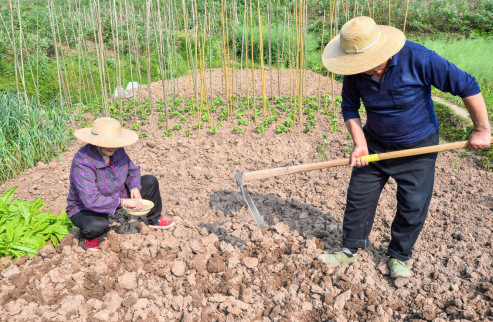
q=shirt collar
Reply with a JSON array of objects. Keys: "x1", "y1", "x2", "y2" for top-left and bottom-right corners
[
  {"x1": 87, "y1": 144, "x2": 109, "y2": 169},
  {"x1": 387, "y1": 52, "x2": 399, "y2": 67}
]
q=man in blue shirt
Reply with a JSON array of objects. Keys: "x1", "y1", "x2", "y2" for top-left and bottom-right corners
[{"x1": 317, "y1": 16, "x2": 491, "y2": 277}]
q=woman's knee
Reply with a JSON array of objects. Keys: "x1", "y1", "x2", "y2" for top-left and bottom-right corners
[
  {"x1": 141, "y1": 175, "x2": 159, "y2": 189},
  {"x1": 82, "y1": 218, "x2": 110, "y2": 239}
]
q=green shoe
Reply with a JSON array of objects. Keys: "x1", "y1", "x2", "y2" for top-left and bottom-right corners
[
  {"x1": 388, "y1": 258, "x2": 411, "y2": 278},
  {"x1": 317, "y1": 251, "x2": 358, "y2": 268}
]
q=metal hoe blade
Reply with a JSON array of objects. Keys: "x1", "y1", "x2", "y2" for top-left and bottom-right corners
[{"x1": 235, "y1": 172, "x2": 267, "y2": 233}]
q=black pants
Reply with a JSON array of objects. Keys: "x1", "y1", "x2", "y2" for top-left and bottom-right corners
[
  {"x1": 342, "y1": 130, "x2": 439, "y2": 261},
  {"x1": 70, "y1": 175, "x2": 162, "y2": 240}
]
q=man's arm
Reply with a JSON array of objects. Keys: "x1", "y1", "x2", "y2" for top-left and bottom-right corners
[
  {"x1": 346, "y1": 118, "x2": 370, "y2": 167},
  {"x1": 462, "y1": 93, "x2": 491, "y2": 150}
]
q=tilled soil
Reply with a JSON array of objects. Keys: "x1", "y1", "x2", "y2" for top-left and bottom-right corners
[{"x1": 0, "y1": 78, "x2": 492, "y2": 321}]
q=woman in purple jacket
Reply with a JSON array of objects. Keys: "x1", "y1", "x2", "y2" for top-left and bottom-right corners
[{"x1": 67, "y1": 117, "x2": 175, "y2": 251}]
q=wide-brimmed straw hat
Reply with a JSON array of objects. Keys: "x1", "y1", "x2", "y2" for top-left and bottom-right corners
[
  {"x1": 322, "y1": 16, "x2": 406, "y2": 75},
  {"x1": 74, "y1": 117, "x2": 138, "y2": 148}
]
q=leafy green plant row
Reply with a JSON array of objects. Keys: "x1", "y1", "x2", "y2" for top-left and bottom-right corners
[
  {"x1": 0, "y1": 187, "x2": 74, "y2": 259},
  {"x1": 78, "y1": 94, "x2": 340, "y2": 137}
]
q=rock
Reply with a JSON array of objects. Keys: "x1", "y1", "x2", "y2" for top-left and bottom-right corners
[
  {"x1": 190, "y1": 256, "x2": 207, "y2": 274},
  {"x1": 5, "y1": 302, "x2": 21, "y2": 316},
  {"x1": 122, "y1": 295, "x2": 138, "y2": 307},
  {"x1": 189, "y1": 240, "x2": 205, "y2": 254},
  {"x1": 118, "y1": 271, "x2": 137, "y2": 290},
  {"x1": 133, "y1": 298, "x2": 149, "y2": 310},
  {"x1": 60, "y1": 295, "x2": 84, "y2": 315},
  {"x1": 93, "y1": 309, "x2": 111, "y2": 321},
  {"x1": 49, "y1": 267, "x2": 65, "y2": 283},
  {"x1": 103, "y1": 291, "x2": 123, "y2": 313},
  {"x1": 172, "y1": 261, "x2": 186, "y2": 277},
  {"x1": 207, "y1": 256, "x2": 226, "y2": 273},
  {"x1": 334, "y1": 290, "x2": 351, "y2": 311},
  {"x1": 240, "y1": 287, "x2": 254, "y2": 304},
  {"x1": 394, "y1": 278, "x2": 409, "y2": 288},
  {"x1": 310, "y1": 285, "x2": 324, "y2": 294},
  {"x1": 367, "y1": 314, "x2": 389, "y2": 322},
  {"x1": 1, "y1": 265, "x2": 19, "y2": 278},
  {"x1": 38, "y1": 243, "x2": 56, "y2": 258},
  {"x1": 302, "y1": 302, "x2": 313, "y2": 311},
  {"x1": 242, "y1": 257, "x2": 259, "y2": 269}
]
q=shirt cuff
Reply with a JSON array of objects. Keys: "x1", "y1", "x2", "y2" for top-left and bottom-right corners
[{"x1": 342, "y1": 110, "x2": 361, "y2": 122}]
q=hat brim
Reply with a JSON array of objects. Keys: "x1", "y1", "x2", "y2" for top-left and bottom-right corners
[
  {"x1": 322, "y1": 25, "x2": 406, "y2": 75},
  {"x1": 74, "y1": 127, "x2": 139, "y2": 148}
]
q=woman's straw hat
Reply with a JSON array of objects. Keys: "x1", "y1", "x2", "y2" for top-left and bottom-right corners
[
  {"x1": 74, "y1": 117, "x2": 139, "y2": 148},
  {"x1": 322, "y1": 16, "x2": 406, "y2": 75}
]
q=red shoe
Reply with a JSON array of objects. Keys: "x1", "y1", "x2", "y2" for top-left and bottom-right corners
[
  {"x1": 84, "y1": 238, "x2": 100, "y2": 251},
  {"x1": 149, "y1": 217, "x2": 175, "y2": 230}
]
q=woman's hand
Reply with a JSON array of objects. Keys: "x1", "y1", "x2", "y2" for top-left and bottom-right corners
[
  {"x1": 122, "y1": 198, "x2": 145, "y2": 210},
  {"x1": 130, "y1": 188, "x2": 142, "y2": 200},
  {"x1": 350, "y1": 145, "x2": 370, "y2": 168}
]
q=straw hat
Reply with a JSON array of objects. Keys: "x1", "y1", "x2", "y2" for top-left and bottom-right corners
[
  {"x1": 322, "y1": 16, "x2": 406, "y2": 75},
  {"x1": 74, "y1": 117, "x2": 139, "y2": 148}
]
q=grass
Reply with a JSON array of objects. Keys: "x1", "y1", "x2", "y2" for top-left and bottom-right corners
[
  {"x1": 434, "y1": 101, "x2": 492, "y2": 171},
  {"x1": 411, "y1": 35, "x2": 493, "y2": 122},
  {"x1": 0, "y1": 93, "x2": 70, "y2": 182}
]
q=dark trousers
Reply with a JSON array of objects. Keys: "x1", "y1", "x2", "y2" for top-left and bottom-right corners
[
  {"x1": 342, "y1": 130, "x2": 439, "y2": 261},
  {"x1": 70, "y1": 175, "x2": 162, "y2": 240}
]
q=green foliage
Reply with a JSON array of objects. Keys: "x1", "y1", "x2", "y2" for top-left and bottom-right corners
[
  {"x1": 316, "y1": 135, "x2": 329, "y2": 161},
  {"x1": 209, "y1": 126, "x2": 218, "y2": 134},
  {"x1": 232, "y1": 125, "x2": 244, "y2": 134},
  {"x1": 329, "y1": 113, "x2": 339, "y2": 132},
  {"x1": 255, "y1": 115, "x2": 278, "y2": 133},
  {"x1": 412, "y1": 36, "x2": 493, "y2": 122},
  {"x1": 184, "y1": 130, "x2": 193, "y2": 137},
  {"x1": 276, "y1": 117, "x2": 294, "y2": 134},
  {"x1": 0, "y1": 93, "x2": 70, "y2": 182},
  {"x1": 0, "y1": 187, "x2": 74, "y2": 259},
  {"x1": 163, "y1": 129, "x2": 173, "y2": 137},
  {"x1": 434, "y1": 101, "x2": 492, "y2": 170},
  {"x1": 172, "y1": 124, "x2": 182, "y2": 131}
]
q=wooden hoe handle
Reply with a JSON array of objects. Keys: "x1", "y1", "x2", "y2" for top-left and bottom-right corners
[{"x1": 242, "y1": 139, "x2": 493, "y2": 182}]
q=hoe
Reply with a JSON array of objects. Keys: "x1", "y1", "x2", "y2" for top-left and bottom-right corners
[{"x1": 236, "y1": 139, "x2": 493, "y2": 234}]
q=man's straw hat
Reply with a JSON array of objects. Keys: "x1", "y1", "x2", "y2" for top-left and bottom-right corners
[
  {"x1": 74, "y1": 117, "x2": 138, "y2": 148},
  {"x1": 322, "y1": 16, "x2": 406, "y2": 75}
]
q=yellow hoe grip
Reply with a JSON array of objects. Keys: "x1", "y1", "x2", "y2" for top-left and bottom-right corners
[{"x1": 360, "y1": 154, "x2": 380, "y2": 162}]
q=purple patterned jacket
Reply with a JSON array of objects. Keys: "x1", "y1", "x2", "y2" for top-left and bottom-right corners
[{"x1": 66, "y1": 144, "x2": 141, "y2": 217}]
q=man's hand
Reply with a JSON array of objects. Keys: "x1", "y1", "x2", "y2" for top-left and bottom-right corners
[
  {"x1": 130, "y1": 188, "x2": 142, "y2": 200},
  {"x1": 122, "y1": 198, "x2": 145, "y2": 210},
  {"x1": 351, "y1": 145, "x2": 370, "y2": 168},
  {"x1": 468, "y1": 130, "x2": 492, "y2": 151}
]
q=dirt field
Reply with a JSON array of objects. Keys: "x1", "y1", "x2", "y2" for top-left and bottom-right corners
[{"x1": 0, "y1": 72, "x2": 492, "y2": 322}]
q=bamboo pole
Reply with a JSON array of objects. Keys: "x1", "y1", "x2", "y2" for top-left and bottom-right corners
[
  {"x1": 145, "y1": 0, "x2": 154, "y2": 135},
  {"x1": 244, "y1": 0, "x2": 251, "y2": 131},
  {"x1": 318, "y1": 10, "x2": 326, "y2": 106},
  {"x1": 403, "y1": 0, "x2": 410, "y2": 33},
  {"x1": 157, "y1": 0, "x2": 169, "y2": 130},
  {"x1": 15, "y1": 0, "x2": 28, "y2": 104},
  {"x1": 257, "y1": 0, "x2": 267, "y2": 117},
  {"x1": 249, "y1": 0, "x2": 256, "y2": 125},
  {"x1": 268, "y1": 1, "x2": 273, "y2": 104},
  {"x1": 388, "y1": 0, "x2": 391, "y2": 25},
  {"x1": 8, "y1": 0, "x2": 20, "y2": 104}
]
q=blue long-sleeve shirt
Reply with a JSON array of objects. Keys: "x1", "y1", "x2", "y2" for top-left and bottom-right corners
[{"x1": 341, "y1": 40, "x2": 481, "y2": 145}]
